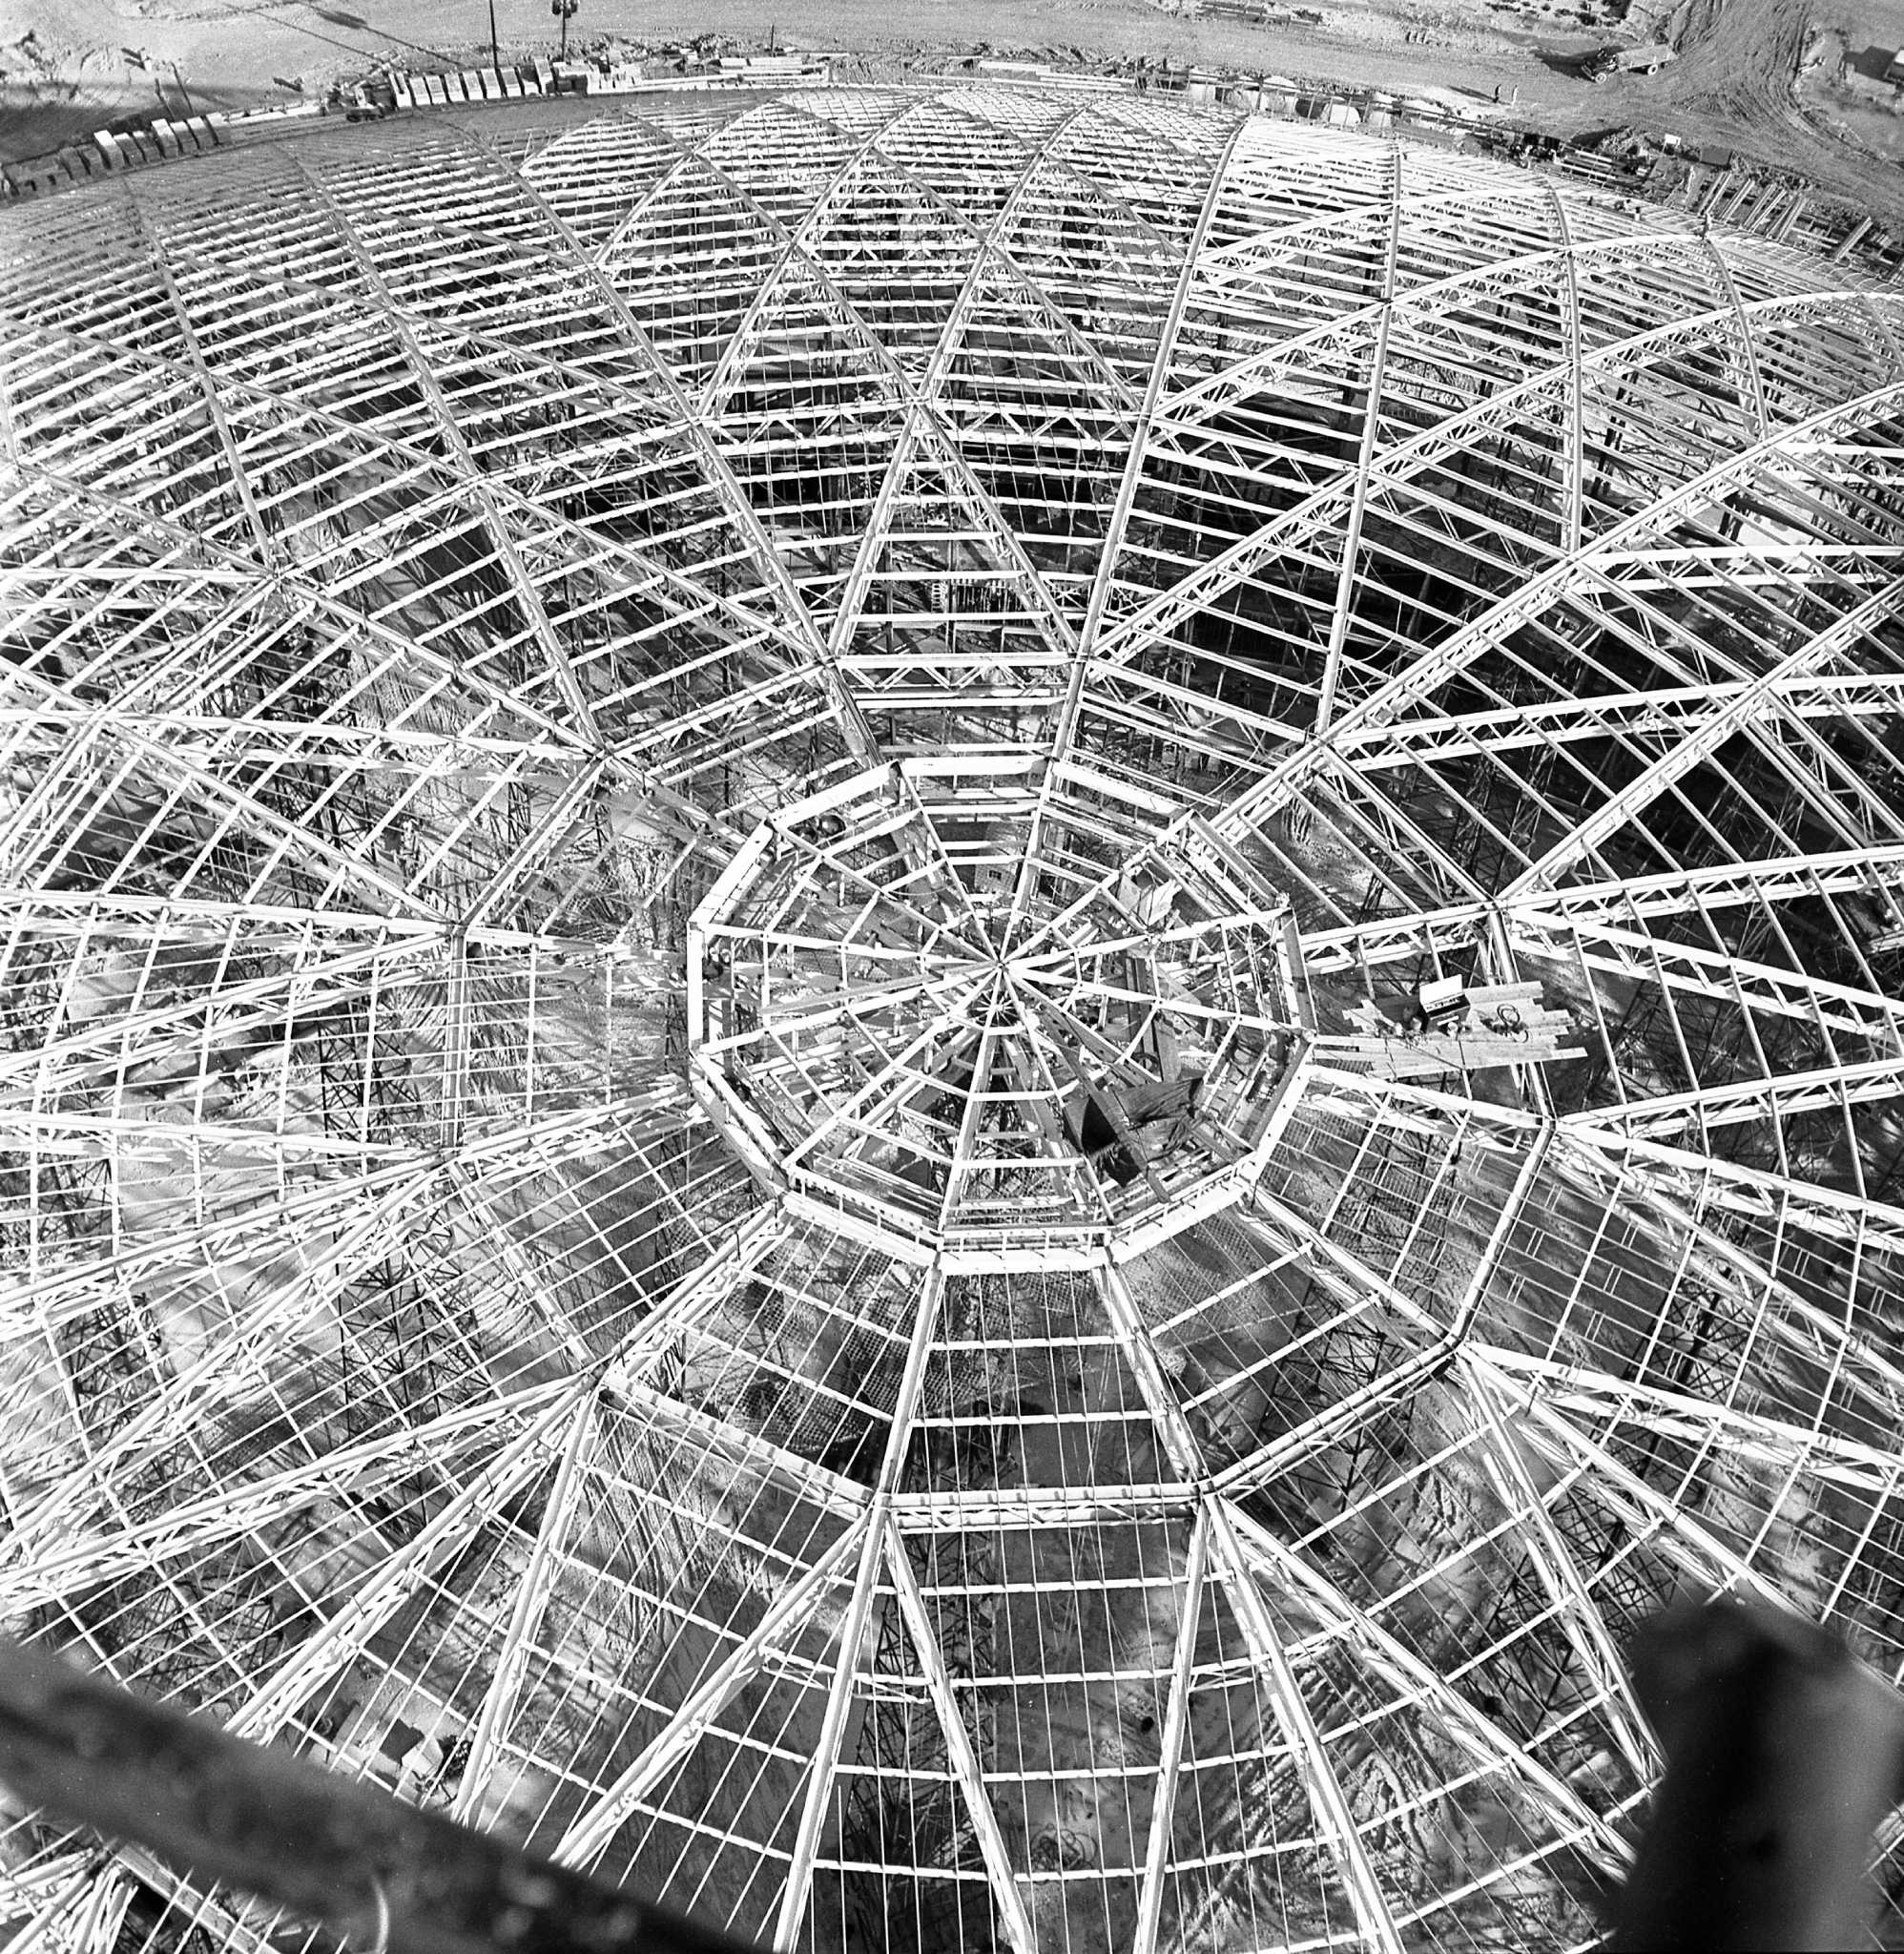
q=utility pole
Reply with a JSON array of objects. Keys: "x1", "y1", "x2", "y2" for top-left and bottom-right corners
[
  {"x1": 551, "y1": 0, "x2": 578, "y2": 60},
  {"x1": 487, "y1": 0, "x2": 500, "y2": 73}
]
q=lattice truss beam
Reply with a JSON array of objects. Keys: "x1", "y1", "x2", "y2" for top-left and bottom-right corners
[{"x1": 5, "y1": 80, "x2": 1904, "y2": 1954}]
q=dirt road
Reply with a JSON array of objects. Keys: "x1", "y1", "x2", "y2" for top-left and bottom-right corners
[{"x1": 1542, "y1": 0, "x2": 1904, "y2": 218}]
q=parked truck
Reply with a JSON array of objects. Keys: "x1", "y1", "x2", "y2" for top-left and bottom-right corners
[{"x1": 1582, "y1": 40, "x2": 1676, "y2": 79}]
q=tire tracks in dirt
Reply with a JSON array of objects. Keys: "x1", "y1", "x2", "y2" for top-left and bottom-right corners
[{"x1": 1572, "y1": 0, "x2": 1904, "y2": 219}]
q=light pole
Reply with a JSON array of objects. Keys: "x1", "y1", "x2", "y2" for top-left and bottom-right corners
[
  {"x1": 487, "y1": 0, "x2": 500, "y2": 73},
  {"x1": 551, "y1": 0, "x2": 578, "y2": 60}
]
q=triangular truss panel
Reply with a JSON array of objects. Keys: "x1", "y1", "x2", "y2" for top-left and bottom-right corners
[
  {"x1": 699, "y1": 94, "x2": 888, "y2": 222},
  {"x1": 806, "y1": 1682, "x2": 1007, "y2": 1954},
  {"x1": 13, "y1": 80, "x2": 1904, "y2": 1954},
  {"x1": 828, "y1": 426, "x2": 1082, "y2": 720},
  {"x1": 1124, "y1": 1537, "x2": 1356, "y2": 1954},
  {"x1": 1252, "y1": 1086, "x2": 1515, "y2": 1322},
  {"x1": 803, "y1": 162, "x2": 986, "y2": 369},
  {"x1": 595, "y1": 163, "x2": 796, "y2": 385},
  {"x1": 486, "y1": 1401, "x2": 860, "y2": 1942},
  {"x1": 907, "y1": 1265, "x2": 1184, "y2": 1502},
  {"x1": 1228, "y1": 1370, "x2": 1656, "y2": 1813},
  {"x1": 938, "y1": 267, "x2": 1135, "y2": 613},
  {"x1": 879, "y1": 1266, "x2": 1192, "y2": 1952},
  {"x1": 513, "y1": 110, "x2": 693, "y2": 250},
  {"x1": 1219, "y1": 1509, "x2": 1615, "y2": 1953},
  {"x1": 983, "y1": 156, "x2": 1183, "y2": 403},
  {"x1": 663, "y1": 1218, "x2": 925, "y2": 1483},
  {"x1": 865, "y1": 91, "x2": 1045, "y2": 210},
  {"x1": 1467, "y1": 1134, "x2": 1904, "y2": 1452}
]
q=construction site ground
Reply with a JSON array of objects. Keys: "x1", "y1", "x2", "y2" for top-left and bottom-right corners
[{"x1": 3, "y1": 0, "x2": 1904, "y2": 218}]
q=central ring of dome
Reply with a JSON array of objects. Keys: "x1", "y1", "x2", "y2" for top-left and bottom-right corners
[{"x1": 688, "y1": 756, "x2": 1314, "y2": 1265}]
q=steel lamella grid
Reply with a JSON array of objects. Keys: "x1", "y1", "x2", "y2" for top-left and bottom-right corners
[{"x1": 5, "y1": 81, "x2": 1904, "y2": 1954}]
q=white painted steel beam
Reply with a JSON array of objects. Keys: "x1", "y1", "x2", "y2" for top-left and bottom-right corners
[
  {"x1": 446, "y1": 1390, "x2": 600, "y2": 1823},
  {"x1": 11, "y1": 89, "x2": 1904, "y2": 1954},
  {"x1": 1207, "y1": 1500, "x2": 1407, "y2": 1954},
  {"x1": 1315, "y1": 148, "x2": 1405, "y2": 737},
  {"x1": 1223, "y1": 1499, "x2": 1636, "y2": 1883},
  {"x1": 885, "y1": 1533, "x2": 1038, "y2": 1954},
  {"x1": 1130, "y1": 1501, "x2": 1209, "y2": 1954},
  {"x1": 1463, "y1": 1360, "x2": 1662, "y2": 1785},
  {"x1": 223, "y1": 1381, "x2": 589, "y2": 1744},
  {"x1": 1567, "y1": 1050, "x2": 1904, "y2": 1135},
  {"x1": 551, "y1": 1517, "x2": 871, "y2": 1873},
  {"x1": 771, "y1": 1262, "x2": 948, "y2": 1947}
]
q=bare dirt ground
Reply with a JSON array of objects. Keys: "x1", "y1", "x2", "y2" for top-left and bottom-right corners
[
  {"x1": 0, "y1": 0, "x2": 1901, "y2": 217},
  {"x1": 1537, "y1": 0, "x2": 1904, "y2": 212},
  {"x1": 0, "y1": 0, "x2": 1582, "y2": 158}
]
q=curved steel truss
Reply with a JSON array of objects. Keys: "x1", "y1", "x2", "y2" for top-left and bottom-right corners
[{"x1": 5, "y1": 81, "x2": 1904, "y2": 1954}]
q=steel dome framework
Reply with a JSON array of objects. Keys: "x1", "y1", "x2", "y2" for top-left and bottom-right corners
[{"x1": 4, "y1": 80, "x2": 1904, "y2": 1954}]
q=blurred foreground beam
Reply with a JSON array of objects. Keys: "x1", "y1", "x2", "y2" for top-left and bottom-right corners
[
  {"x1": 0, "y1": 1637, "x2": 755, "y2": 1954},
  {"x1": 1608, "y1": 1595, "x2": 1904, "y2": 1952}
]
